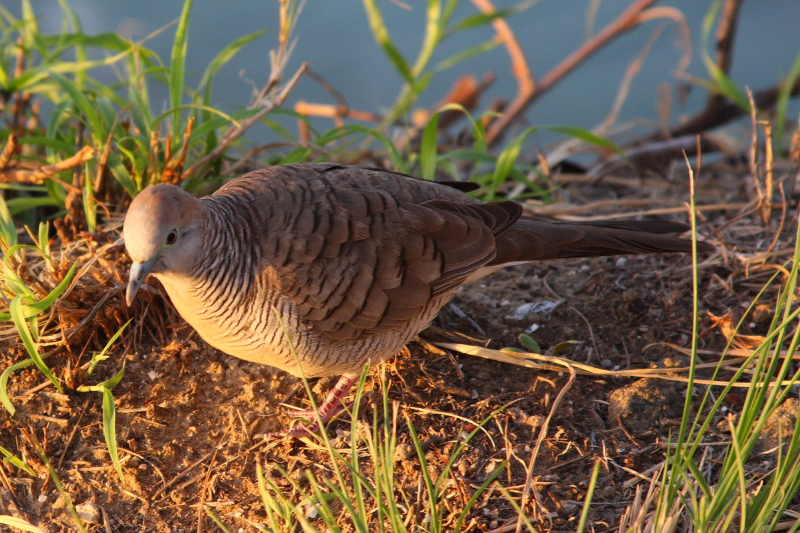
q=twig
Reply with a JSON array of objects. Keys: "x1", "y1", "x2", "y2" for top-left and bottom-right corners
[
  {"x1": 152, "y1": 452, "x2": 213, "y2": 500},
  {"x1": 0, "y1": 146, "x2": 95, "y2": 185},
  {"x1": 672, "y1": 78, "x2": 800, "y2": 139},
  {"x1": 195, "y1": 419, "x2": 234, "y2": 533},
  {"x1": 484, "y1": 0, "x2": 659, "y2": 145},
  {"x1": 57, "y1": 400, "x2": 90, "y2": 469},
  {"x1": 182, "y1": 63, "x2": 307, "y2": 180},
  {"x1": 294, "y1": 101, "x2": 381, "y2": 126},
  {"x1": 469, "y1": 0, "x2": 534, "y2": 145},
  {"x1": 600, "y1": 24, "x2": 667, "y2": 135},
  {"x1": 543, "y1": 9, "x2": 691, "y2": 172},
  {"x1": 762, "y1": 120, "x2": 774, "y2": 226},
  {"x1": 587, "y1": 134, "x2": 725, "y2": 178},
  {"x1": 516, "y1": 366, "x2": 576, "y2": 533}
]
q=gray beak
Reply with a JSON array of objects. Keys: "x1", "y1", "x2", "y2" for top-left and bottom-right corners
[{"x1": 126, "y1": 258, "x2": 156, "y2": 306}]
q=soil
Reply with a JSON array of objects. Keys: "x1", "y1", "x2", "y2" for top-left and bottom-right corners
[{"x1": 0, "y1": 162, "x2": 796, "y2": 532}]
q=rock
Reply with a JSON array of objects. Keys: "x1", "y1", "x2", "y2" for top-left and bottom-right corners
[
  {"x1": 754, "y1": 398, "x2": 800, "y2": 454},
  {"x1": 76, "y1": 501, "x2": 101, "y2": 523},
  {"x1": 607, "y1": 378, "x2": 685, "y2": 432}
]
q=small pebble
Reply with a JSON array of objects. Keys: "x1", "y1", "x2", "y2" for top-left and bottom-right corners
[{"x1": 76, "y1": 501, "x2": 101, "y2": 523}]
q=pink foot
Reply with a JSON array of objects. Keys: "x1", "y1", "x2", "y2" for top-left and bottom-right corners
[{"x1": 271, "y1": 373, "x2": 359, "y2": 439}]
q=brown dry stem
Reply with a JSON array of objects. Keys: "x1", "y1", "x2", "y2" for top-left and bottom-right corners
[
  {"x1": 0, "y1": 146, "x2": 96, "y2": 185},
  {"x1": 483, "y1": 0, "x2": 660, "y2": 146}
]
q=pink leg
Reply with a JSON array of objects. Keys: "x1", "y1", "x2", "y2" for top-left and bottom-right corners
[{"x1": 279, "y1": 373, "x2": 360, "y2": 438}]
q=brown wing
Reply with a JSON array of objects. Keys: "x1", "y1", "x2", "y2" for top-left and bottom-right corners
[{"x1": 270, "y1": 185, "x2": 520, "y2": 341}]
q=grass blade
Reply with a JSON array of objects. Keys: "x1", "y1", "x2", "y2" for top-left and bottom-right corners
[
  {"x1": 363, "y1": 0, "x2": 413, "y2": 83},
  {"x1": 49, "y1": 70, "x2": 105, "y2": 141},
  {"x1": 9, "y1": 297, "x2": 63, "y2": 393},
  {"x1": 0, "y1": 516, "x2": 45, "y2": 533},
  {"x1": 0, "y1": 444, "x2": 36, "y2": 476},
  {"x1": 78, "y1": 364, "x2": 126, "y2": 483},
  {"x1": 101, "y1": 385, "x2": 123, "y2": 482},
  {"x1": 170, "y1": 0, "x2": 194, "y2": 137},
  {"x1": 198, "y1": 30, "x2": 267, "y2": 103},
  {"x1": 0, "y1": 262, "x2": 78, "y2": 321},
  {"x1": 775, "y1": 49, "x2": 800, "y2": 152},
  {"x1": 203, "y1": 506, "x2": 234, "y2": 533},
  {"x1": 576, "y1": 458, "x2": 602, "y2": 533},
  {"x1": 420, "y1": 112, "x2": 440, "y2": 181},
  {"x1": 0, "y1": 358, "x2": 34, "y2": 415}
]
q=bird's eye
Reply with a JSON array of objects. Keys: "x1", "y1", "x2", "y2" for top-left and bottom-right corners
[{"x1": 165, "y1": 229, "x2": 178, "y2": 245}]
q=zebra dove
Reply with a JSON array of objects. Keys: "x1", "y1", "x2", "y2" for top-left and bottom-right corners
[{"x1": 123, "y1": 162, "x2": 713, "y2": 436}]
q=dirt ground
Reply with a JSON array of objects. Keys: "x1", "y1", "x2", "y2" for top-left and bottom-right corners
[{"x1": 0, "y1": 161, "x2": 796, "y2": 532}]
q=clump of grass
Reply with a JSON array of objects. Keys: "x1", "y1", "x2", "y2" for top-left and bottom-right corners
[
  {"x1": 249, "y1": 370, "x2": 526, "y2": 533},
  {"x1": 614, "y1": 161, "x2": 800, "y2": 532}
]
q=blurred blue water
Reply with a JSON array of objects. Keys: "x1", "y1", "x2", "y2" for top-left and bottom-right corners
[{"x1": 18, "y1": 0, "x2": 800, "y2": 147}]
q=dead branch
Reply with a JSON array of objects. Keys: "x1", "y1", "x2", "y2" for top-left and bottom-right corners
[
  {"x1": 669, "y1": 78, "x2": 800, "y2": 139},
  {"x1": 470, "y1": 0, "x2": 534, "y2": 145},
  {"x1": 662, "y1": 0, "x2": 746, "y2": 139},
  {"x1": 587, "y1": 134, "x2": 726, "y2": 178},
  {"x1": 0, "y1": 146, "x2": 96, "y2": 185},
  {"x1": 483, "y1": 0, "x2": 659, "y2": 146},
  {"x1": 294, "y1": 101, "x2": 382, "y2": 143},
  {"x1": 183, "y1": 63, "x2": 307, "y2": 181},
  {"x1": 294, "y1": 102, "x2": 381, "y2": 124},
  {"x1": 163, "y1": 115, "x2": 195, "y2": 185},
  {"x1": 714, "y1": 0, "x2": 743, "y2": 75},
  {"x1": 0, "y1": 134, "x2": 17, "y2": 170},
  {"x1": 426, "y1": 72, "x2": 496, "y2": 130}
]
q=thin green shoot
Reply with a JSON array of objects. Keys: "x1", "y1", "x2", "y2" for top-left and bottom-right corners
[
  {"x1": 576, "y1": 457, "x2": 602, "y2": 533},
  {"x1": 204, "y1": 505, "x2": 235, "y2": 533},
  {"x1": 698, "y1": 0, "x2": 750, "y2": 110},
  {"x1": 774, "y1": 49, "x2": 800, "y2": 153},
  {"x1": 88, "y1": 319, "x2": 132, "y2": 375},
  {"x1": 26, "y1": 429, "x2": 87, "y2": 533},
  {"x1": 78, "y1": 363, "x2": 126, "y2": 483},
  {"x1": 10, "y1": 297, "x2": 63, "y2": 393},
  {"x1": 0, "y1": 444, "x2": 36, "y2": 476},
  {"x1": 0, "y1": 358, "x2": 35, "y2": 415},
  {"x1": 170, "y1": 0, "x2": 193, "y2": 138}
]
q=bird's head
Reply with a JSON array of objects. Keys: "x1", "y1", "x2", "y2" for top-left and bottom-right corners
[{"x1": 123, "y1": 184, "x2": 203, "y2": 306}]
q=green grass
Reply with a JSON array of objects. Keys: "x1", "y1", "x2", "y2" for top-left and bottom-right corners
[
  {"x1": 616, "y1": 164, "x2": 800, "y2": 533},
  {"x1": 249, "y1": 370, "x2": 517, "y2": 533}
]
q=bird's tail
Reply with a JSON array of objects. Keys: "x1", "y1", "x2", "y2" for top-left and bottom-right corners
[{"x1": 489, "y1": 217, "x2": 714, "y2": 265}]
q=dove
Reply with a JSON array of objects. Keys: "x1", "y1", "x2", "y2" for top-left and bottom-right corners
[{"x1": 123, "y1": 162, "x2": 712, "y2": 436}]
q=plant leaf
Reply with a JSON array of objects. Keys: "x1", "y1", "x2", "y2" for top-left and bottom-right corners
[
  {"x1": 9, "y1": 297, "x2": 63, "y2": 393},
  {"x1": 170, "y1": 0, "x2": 194, "y2": 137}
]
